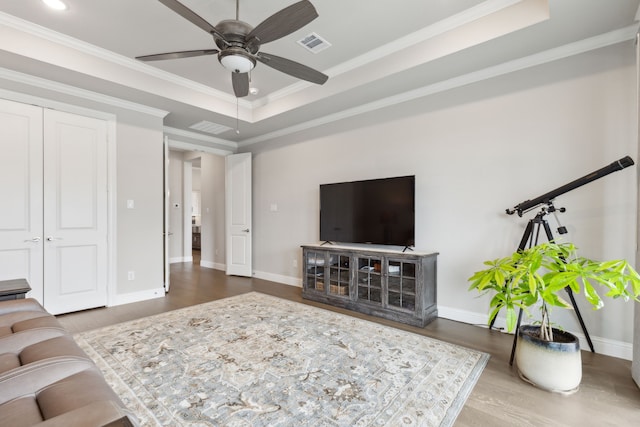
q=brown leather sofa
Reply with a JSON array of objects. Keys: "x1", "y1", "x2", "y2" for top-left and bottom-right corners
[{"x1": 0, "y1": 298, "x2": 137, "y2": 426}]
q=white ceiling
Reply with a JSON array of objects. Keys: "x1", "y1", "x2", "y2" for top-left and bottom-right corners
[{"x1": 0, "y1": 0, "x2": 638, "y2": 151}]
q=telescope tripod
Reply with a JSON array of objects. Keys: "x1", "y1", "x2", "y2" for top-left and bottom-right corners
[{"x1": 492, "y1": 205, "x2": 595, "y2": 365}]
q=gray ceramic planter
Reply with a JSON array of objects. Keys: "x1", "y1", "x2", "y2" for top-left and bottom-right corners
[{"x1": 515, "y1": 325, "x2": 582, "y2": 394}]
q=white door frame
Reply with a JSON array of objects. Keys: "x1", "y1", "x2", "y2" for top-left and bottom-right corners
[
  {"x1": 163, "y1": 136, "x2": 170, "y2": 292},
  {"x1": 0, "y1": 89, "x2": 117, "y2": 308}
]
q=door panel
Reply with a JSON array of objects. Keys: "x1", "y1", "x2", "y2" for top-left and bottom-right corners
[
  {"x1": 163, "y1": 137, "x2": 170, "y2": 292},
  {"x1": 225, "y1": 153, "x2": 252, "y2": 277},
  {"x1": 0, "y1": 99, "x2": 43, "y2": 301},
  {"x1": 43, "y1": 109, "x2": 108, "y2": 314}
]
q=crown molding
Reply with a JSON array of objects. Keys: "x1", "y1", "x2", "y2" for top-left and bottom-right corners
[
  {"x1": 167, "y1": 138, "x2": 234, "y2": 156},
  {"x1": 0, "y1": 11, "x2": 251, "y2": 110},
  {"x1": 239, "y1": 25, "x2": 636, "y2": 148},
  {"x1": 0, "y1": 66, "x2": 169, "y2": 118},
  {"x1": 164, "y1": 126, "x2": 237, "y2": 149},
  {"x1": 252, "y1": 0, "x2": 529, "y2": 106}
]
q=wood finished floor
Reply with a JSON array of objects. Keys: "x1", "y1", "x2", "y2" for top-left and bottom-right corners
[{"x1": 57, "y1": 258, "x2": 640, "y2": 426}]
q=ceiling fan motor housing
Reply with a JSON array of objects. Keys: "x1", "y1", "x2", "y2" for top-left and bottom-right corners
[{"x1": 214, "y1": 20, "x2": 258, "y2": 73}]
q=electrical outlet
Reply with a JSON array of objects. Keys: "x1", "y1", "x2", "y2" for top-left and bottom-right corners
[{"x1": 127, "y1": 271, "x2": 135, "y2": 280}]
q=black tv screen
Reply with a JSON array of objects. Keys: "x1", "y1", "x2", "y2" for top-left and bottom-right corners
[{"x1": 320, "y1": 176, "x2": 415, "y2": 247}]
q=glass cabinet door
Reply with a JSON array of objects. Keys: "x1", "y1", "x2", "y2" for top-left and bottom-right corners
[
  {"x1": 387, "y1": 260, "x2": 416, "y2": 311},
  {"x1": 356, "y1": 256, "x2": 382, "y2": 304},
  {"x1": 328, "y1": 254, "x2": 350, "y2": 296},
  {"x1": 305, "y1": 251, "x2": 325, "y2": 292}
]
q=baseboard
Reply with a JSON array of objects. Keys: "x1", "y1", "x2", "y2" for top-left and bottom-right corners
[
  {"x1": 438, "y1": 304, "x2": 633, "y2": 360},
  {"x1": 200, "y1": 261, "x2": 225, "y2": 270},
  {"x1": 112, "y1": 287, "x2": 165, "y2": 306},
  {"x1": 169, "y1": 256, "x2": 192, "y2": 264},
  {"x1": 253, "y1": 270, "x2": 302, "y2": 288}
]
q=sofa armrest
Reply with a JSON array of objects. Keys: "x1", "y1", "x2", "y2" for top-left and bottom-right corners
[
  {"x1": 36, "y1": 400, "x2": 138, "y2": 427},
  {"x1": 0, "y1": 357, "x2": 95, "y2": 405},
  {"x1": 0, "y1": 298, "x2": 46, "y2": 316}
]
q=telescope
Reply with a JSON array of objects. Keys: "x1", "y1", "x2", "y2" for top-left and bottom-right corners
[{"x1": 506, "y1": 156, "x2": 635, "y2": 217}]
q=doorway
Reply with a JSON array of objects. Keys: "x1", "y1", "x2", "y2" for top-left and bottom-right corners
[{"x1": 166, "y1": 147, "x2": 227, "y2": 271}]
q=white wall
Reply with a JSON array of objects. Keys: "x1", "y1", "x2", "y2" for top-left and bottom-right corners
[{"x1": 250, "y1": 42, "x2": 638, "y2": 357}]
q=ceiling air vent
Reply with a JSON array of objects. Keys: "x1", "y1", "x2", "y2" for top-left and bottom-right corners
[
  {"x1": 189, "y1": 120, "x2": 232, "y2": 135},
  {"x1": 297, "y1": 32, "x2": 331, "y2": 53}
]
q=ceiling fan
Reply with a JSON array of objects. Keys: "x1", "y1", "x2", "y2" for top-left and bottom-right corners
[{"x1": 136, "y1": 0, "x2": 329, "y2": 98}]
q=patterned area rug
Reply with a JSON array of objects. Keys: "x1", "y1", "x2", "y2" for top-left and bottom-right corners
[{"x1": 75, "y1": 292, "x2": 488, "y2": 426}]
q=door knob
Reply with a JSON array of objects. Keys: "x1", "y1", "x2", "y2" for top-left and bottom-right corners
[
  {"x1": 46, "y1": 236, "x2": 63, "y2": 241},
  {"x1": 242, "y1": 229, "x2": 250, "y2": 233},
  {"x1": 24, "y1": 237, "x2": 41, "y2": 243}
]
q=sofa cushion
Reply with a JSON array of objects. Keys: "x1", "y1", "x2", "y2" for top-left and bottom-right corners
[
  {"x1": 0, "y1": 369, "x2": 134, "y2": 427},
  {"x1": 0, "y1": 353, "x2": 19, "y2": 373},
  {"x1": 0, "y1": 311, "x2": 56, "y2": 335},
  {"x1": 0, "y1": 395, "x2": 44, "y2": 427},
  {"x1": 18, "y1": 335, "x2": 90, "y2": 368},
  {"x1": 10, "y1": 315, "x2": 64, "y2": 333},
  {"x1": 0, "y1": 307, "x2": 67, "y2": 354},
  {"x1": 0, "y1": 298, "x2": 47, "y2": 317},
  {"x1": 37, "y1": 369, "x2": 126, "y2": 420}
]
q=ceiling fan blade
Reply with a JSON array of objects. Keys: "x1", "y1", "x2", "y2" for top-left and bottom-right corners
[
  {"x1": 256, "y1": 52, "x2": 328, "y2": 85},
  {"x1": 247, "y1": 0, "x2": 318, "y2": 45},
  {"x1": 136, "y1": 49, "x2": 219, "y2": 62},
  {"x1": 157, "y1": 0, "x2": 227, "y2": 42},
  {"x1": 232, "y1": 72, "x2": 250, "y2": 98}
]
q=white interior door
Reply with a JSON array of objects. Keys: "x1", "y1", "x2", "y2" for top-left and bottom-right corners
[
  {"x1": 163, "y1": 136, "x2": 170, "y2": 292},
  {"x1": 0, "y1": 99, "x2": 44, "y2": 302},
  {"x1": 43, "y1": 109, "x2": 108, "y2": 314},
  {"x1": 225, "y1": 153, "x2": 252, "y2": 277}
]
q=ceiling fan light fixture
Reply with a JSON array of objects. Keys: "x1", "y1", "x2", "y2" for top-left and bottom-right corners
[{"x1": 219, "y1": 49, "x2": 255, "y2": 74}]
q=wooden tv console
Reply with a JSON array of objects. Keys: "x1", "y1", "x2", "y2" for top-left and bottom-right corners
[{"x1": 301, "y1": 245, "x2": 438, "y2": 327}]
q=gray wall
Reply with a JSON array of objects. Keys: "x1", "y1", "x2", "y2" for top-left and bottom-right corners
[
  {"x1": 250, "y1": 42, "x2": 638, "y2": 356},
  {"x1": 115, "y1": 112, "x2": 164, "y2": 296}
]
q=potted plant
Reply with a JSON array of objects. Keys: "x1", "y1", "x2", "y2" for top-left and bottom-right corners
[{"x1": 468, "y1": 241, "x2": 640, "y2": 394}]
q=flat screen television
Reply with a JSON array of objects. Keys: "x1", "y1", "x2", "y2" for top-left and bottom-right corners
[{"x1": 320, "y1": 175, "x2": 415, "y2": 247}]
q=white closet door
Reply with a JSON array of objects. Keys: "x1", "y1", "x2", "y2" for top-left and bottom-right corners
[
  {"x1": 43, "y1": 109, "x2": 108, "y2": 314},
  {"x1": 0, "y1": 99, "x2": 44, "y2": 302}
]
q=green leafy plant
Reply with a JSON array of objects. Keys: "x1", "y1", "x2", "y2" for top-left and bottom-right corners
[{"x1": 468, "y1": 242, "x2": 640, "y2": 341}]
